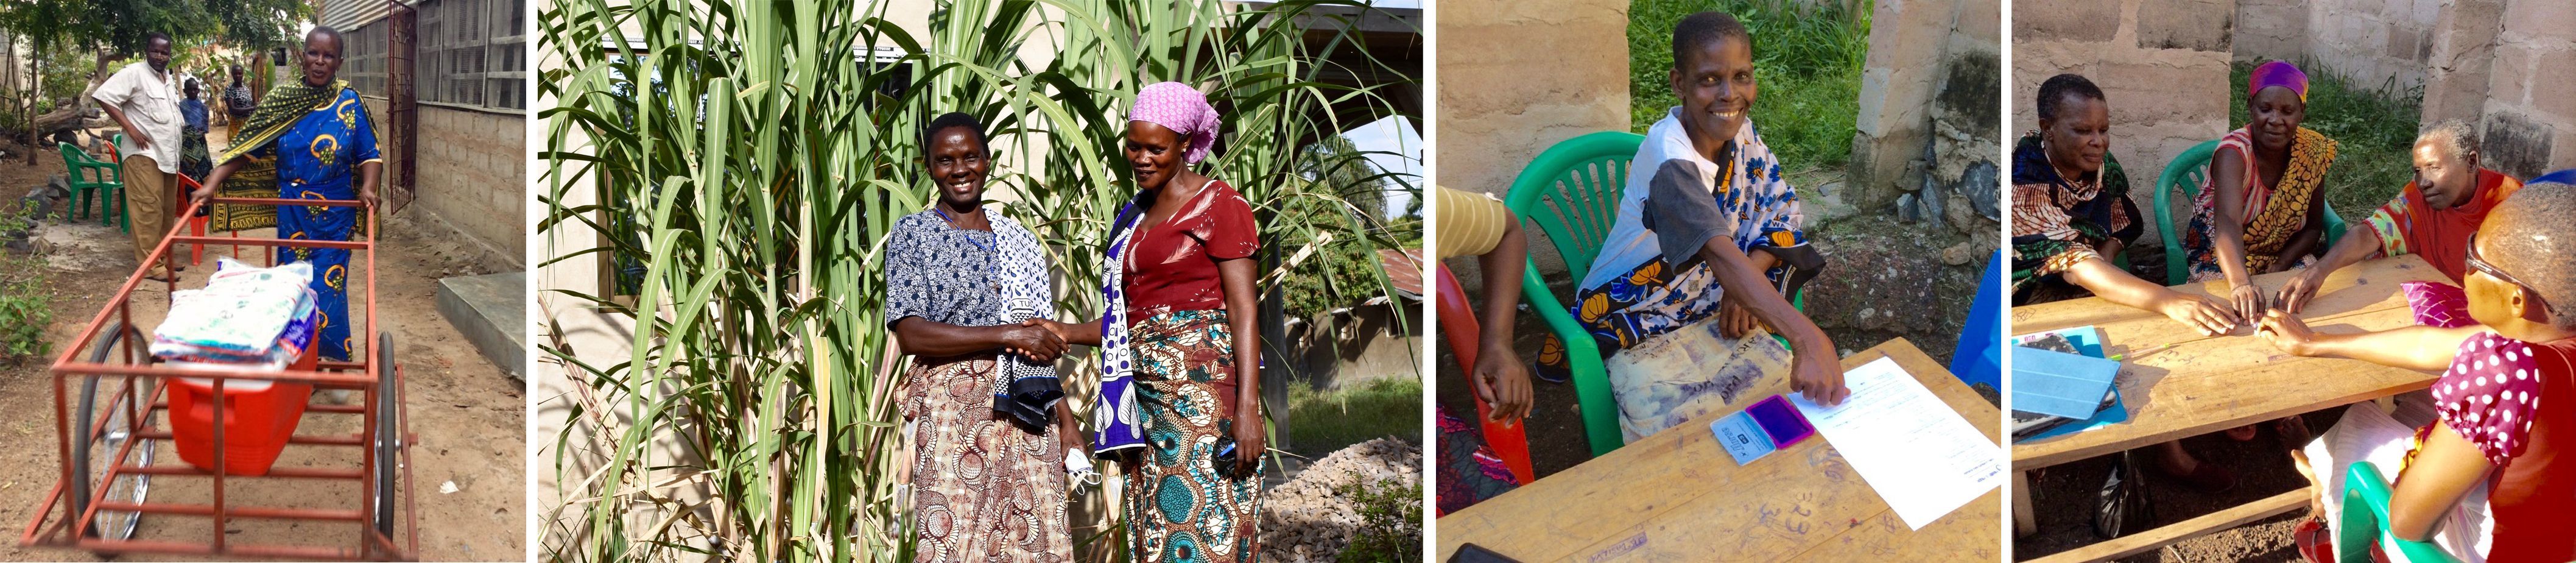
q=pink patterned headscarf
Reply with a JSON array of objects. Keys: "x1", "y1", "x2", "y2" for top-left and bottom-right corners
[
  {"x1": 2248, "y1": 60, "x2": 2308, "y2": 102},
  {"x1": 1128, "y1": 82, "x2": 1220, "y2": 164}
]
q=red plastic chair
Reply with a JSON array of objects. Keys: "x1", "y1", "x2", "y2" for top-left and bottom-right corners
[{"x1": 1437, "y1": 264, "x2": 1536, "y2": 484}]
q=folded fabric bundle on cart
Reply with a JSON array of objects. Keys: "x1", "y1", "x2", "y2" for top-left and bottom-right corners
[{"x1": 151, "y1": 258, "x2": 320, "y2": 366}]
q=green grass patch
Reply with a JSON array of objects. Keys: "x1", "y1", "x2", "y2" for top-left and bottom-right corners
[
  {"x1": 1284, "y1": 377, "x2": 1423, "y2": 456},
  {"x1": 1629, "y1": 0, "x2": 1870, "y2": 171},
  {"x1": 2227, "y1": 62, "x2": 2424, "y2": 223}
]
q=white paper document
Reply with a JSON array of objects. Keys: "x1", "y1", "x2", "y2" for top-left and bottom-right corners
[{"x1": 1790, "y1": 357, "x2": 2005, "y2": 529}]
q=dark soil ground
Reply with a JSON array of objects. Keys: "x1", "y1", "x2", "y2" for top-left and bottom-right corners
[{"x1": 2015, "y1": 409, "x2": 2344, "y2": 562}]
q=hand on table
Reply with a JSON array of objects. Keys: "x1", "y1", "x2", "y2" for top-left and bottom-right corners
[
  {"x1": 1473, "y1": 348, "x2": 1534, "y2": 425},
  {"x1": 2276, "y1": 267, "x2": 2329, "y2": 314},
  {"x1": 1789, "y1": 348, "x2": 1849, "y2": 406},
  {"x1": 2256, "y1": 310, "x2": 2319, "y2": 356},
  {"x1": 2227, "y1": 283, "x2": 2270, "y2": 328},
  {"x1": 2159, "y1": 293, "x2": 2241, "y2": 336}
]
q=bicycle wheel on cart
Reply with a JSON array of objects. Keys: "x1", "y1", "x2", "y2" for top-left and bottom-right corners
[
  {"x1": 371, "y1": 331, "x2": 399, "y2": 537},
  {"x1": 68, "y1": 325, "x2": 156, "y2": 542}
]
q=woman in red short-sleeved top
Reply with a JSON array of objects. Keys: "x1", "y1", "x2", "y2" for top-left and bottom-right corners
[{"x1": 1032, "y1": 82, "x2": 1267, "y2": 562}]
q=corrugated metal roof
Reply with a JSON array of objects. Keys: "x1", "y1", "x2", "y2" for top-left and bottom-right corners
[{"x1": 320, "y1": 0, "x2": 396, "y2": 30}]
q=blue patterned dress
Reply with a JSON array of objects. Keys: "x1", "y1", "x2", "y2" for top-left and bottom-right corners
[
  {"x1": 248, "y1": 87, "x2": 379, "y2": 361},
  {"x1": 1535, "y1": 110, "x2": 1811, "y2": 381}
]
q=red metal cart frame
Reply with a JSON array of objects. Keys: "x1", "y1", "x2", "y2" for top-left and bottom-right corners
[{"x1": 16, "y1": 194, "x2": 420, "y2": 561}]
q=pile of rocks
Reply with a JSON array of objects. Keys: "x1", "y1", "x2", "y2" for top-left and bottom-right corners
[{"x1": 1259, "y1": 437, "x2": 1421, "y2": 563}]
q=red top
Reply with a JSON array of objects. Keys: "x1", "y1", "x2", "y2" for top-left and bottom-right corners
[
  {"x1": 2421, "y1": 334, "x2": 2575, "y2": 560},
  {"x1": 1124, "y1": 180, "x2": 1259, "y2": 320}
]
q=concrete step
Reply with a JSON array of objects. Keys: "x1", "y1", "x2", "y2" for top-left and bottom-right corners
[{"x1": 435, "y1": 271, "x2": 525, "y2": 381}]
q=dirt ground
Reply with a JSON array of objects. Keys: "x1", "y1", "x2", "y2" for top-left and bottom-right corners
[
  {"x1": 0, "y1": 132, "x2": 524, "y2": 561},
  {"x1": 2011, "y1": 405, "x2": 2345, "y2": 562}
]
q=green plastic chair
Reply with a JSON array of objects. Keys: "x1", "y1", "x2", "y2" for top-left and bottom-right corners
[
  {"x1": 2153, "y1": 139, "x2": 2348, "y2": 286},
  {"x1": 59, "y1": 142, "x2": 122, "y2": 227},
  {"x1": 1502, "y1": 131, "x2": 1806, "y2": 456},
  {"x1": 2336, "y1": 461, "x2": 2460, "y2": 563}
]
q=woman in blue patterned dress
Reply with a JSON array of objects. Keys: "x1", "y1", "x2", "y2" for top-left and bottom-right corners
[{"x1": 191, "y1": 26, "x2": 379, "y2": 362}]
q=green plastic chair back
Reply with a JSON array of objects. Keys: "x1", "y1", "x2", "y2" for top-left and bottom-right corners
[
  {"x1": 2153, "y1": 139, "x2": 2348, "y2": 286},
  {"x1": 1504, "y1": 131, "x2": 1644, "y2": 456},
  {"x1": 58, "y1": 142, "x2": 124, "y2": 227},
  {"x1": 2337, "y1": 461, "x2": 2461, "y2": 563}
]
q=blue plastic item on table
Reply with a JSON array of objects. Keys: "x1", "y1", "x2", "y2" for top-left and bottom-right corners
[{"x1": 2011, "y1": 345, "x2": 2123, "y2": 419}]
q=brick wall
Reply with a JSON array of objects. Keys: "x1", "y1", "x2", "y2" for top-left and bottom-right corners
[
  {"x1": 366, "y1": 97, "x2": 527, "y2": 271},
  {"x1": 2013, "y1": 0, "x2": 2236, "y2": 249}
]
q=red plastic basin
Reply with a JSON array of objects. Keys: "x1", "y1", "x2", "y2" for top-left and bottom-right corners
[{"x1": 167, "y1": 346, "x2": 317, "y2": 476}]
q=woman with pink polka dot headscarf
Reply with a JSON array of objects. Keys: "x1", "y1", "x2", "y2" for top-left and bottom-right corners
[{"x1": 1026, "y1": 81, "x2": 1267, "y2": 562}]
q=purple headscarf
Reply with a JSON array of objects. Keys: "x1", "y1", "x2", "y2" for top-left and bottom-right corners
[
  {"x1": 2248, "y1": 60, "x2": 2308, "y2": 102},
  {"x1": 1128, "y1": 81, "x2": 1220, "y2": 164}
]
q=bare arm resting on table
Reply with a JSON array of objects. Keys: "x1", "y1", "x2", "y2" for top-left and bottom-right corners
[
  {"x1": 2208, "y1": 149, "x2": 2271, "y2": 319},
  {"x1": 1692, "y1": 238, "x2": 1846, "y2": 405},
  {"x1": 2277, "y1": 224, "x2": 2383, "y2": 313},
  {"x1": 2061, "y1": 255, "x2": 2240, "y2": 336},
  {"x1": 2256, "y1": 311, "x2": 2480, "y2": 372}
]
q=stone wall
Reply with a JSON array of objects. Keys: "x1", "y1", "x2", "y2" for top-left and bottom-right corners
[
  {"x1": 2013, "y1": 0, "x2": 2236, "y2": 249},
  {"x1": 1433, "y1": 0, "x2": 1631, "y2": 281},
  {"x1": 364, "y1": 97, "x2": 527, "y2": 271}
]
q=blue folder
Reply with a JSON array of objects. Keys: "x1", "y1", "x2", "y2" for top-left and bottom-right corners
[{"x1": 2011, "y1": 346, "x2": 2123, "y2": 419}]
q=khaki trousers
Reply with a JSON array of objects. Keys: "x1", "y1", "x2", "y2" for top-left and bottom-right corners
[{"x1": 121, "y1": 155, "x2": 176, "y2": 274}]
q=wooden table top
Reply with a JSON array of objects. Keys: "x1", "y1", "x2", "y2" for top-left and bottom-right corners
[
  {"x1": 1436, "y1": 338, "x2": 2002, "y2": 563},
  {"x1": 2010, "y1": 255, "x2": 2450, "y2": 469}
]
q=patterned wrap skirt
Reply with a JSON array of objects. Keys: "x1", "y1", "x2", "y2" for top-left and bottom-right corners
[
  {"x1": 1124, "y1": 308, "x2": 1264, "y2": 563},
  {"x1": 904, "y1": 355, "x2": 1072, "y2": 562}
]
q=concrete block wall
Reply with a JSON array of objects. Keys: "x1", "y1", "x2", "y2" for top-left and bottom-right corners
[
  {"x1": 2420, "y1": 0, "x2": 2507, "y2": 127},
  {"x1": 2471, "y1": 0, "x2": 2576, "y2": 180},
  {"x1": 2234, "y1": 0, "x2": 2310, "y2": 61},
  {"x1": 365, "y1": 97, "x2": 529, "y2": 272},
  {"x1": 1433, "y1": 0, "x2": 1631, "y2": 280},
  {"x1": 1848, "y1": 0, "x2": 1979, "y2": 213},
  {"x1": 2299, "y1": 0, "x2": 2441, "y2": 91},
  {"x1": 2013, "y1": 0, "x2": 2236, "y2": 249},
  {"x1": 2238, "y1": 0, "x2": 2443, "y2": 90}
]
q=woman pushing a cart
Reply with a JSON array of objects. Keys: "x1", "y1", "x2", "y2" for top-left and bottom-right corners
[{"x1": 191, "y1": 24, "x2": 381, "y2": 362}]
